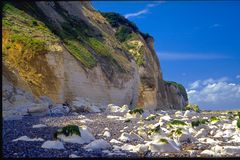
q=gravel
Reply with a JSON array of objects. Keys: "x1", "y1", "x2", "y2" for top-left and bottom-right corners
[
  {"x1": 3, "y1": 113, "x2": 139, "y2": 158},
  {"x1": 3, "y1": 110, "x2": 240, "y2": 158}
]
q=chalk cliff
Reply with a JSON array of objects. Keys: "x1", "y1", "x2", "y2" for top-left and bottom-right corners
[{"x1": 2, "y1": 1, "x2": 188, "y2": 110}]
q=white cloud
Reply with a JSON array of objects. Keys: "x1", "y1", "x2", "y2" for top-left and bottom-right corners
[
  {"x1": 158, "y1": 52, "x2": 230, "y2": 60},
  {"x1": 189, "y1": 80, "x2": 201, "y2": 89},
  {"x1": 236, "y1": 75, "x2": 240, "y2": 79},
  {"x1": 124, "y1": 1, "x2": 165, "y2": 19},
  {"x1": 124, "y1": 9, "x2": 149, "y2": 19},
  {"x1": 187, "y1": 77, "x2": 240, "y2": 110}
]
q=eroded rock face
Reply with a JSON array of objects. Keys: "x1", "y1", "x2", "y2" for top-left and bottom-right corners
[{"x1": 2, "y1": 1, "x2": 188, "y2": 110}]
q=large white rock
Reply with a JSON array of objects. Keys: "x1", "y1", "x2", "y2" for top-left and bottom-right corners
[
  {"x1": 221, "y1": 146, "x2": 240, "y2": 156},
  {"x1": 12, "y1": 136, "x2": 44, "y2": 142},
  {"x1": 118, "y1": 104, "x2": 129, "y2": 113},
  {"x1": 118, "y1": 132, "x2": 142, "y2": 142},
  {"x1": 27, "y1": 103, "x2": 50, "y2": 116},
  {"x1": 223, "y1": 123, "x2": 235, "y2": 130},
  {"x1": 198, "y1": 137, "x2": 219, "y2": 145},
  {"x1": 71, "y1": 99, "x2": 90, "y2": 112},
  {"x1": 229, "y1": 134, "x2": 240, "y2": 143},
  {"x1": 120, "y1": 144, "x2": 136, "y2": 152},
  {"x1": 121, "y1": 143, "x2": 149, "y2": 153},
  {"x1": 200, "y1": 150, "x2": 216, "y2": 156},
  {"x1": 184, "y1": 110, "x2": 197, "y2": 117},
  {"x1": 174, "y1": 131, "x2": 195, "y2": 143},
  {"x1": 106, "y1": 104, "x2": 121, "y2": 112},
  {"x1": 110, "y1": 139, "x2": 122, "y2": 144},
  {"x1": 85, "y1": 105, "x2": 101, "y2": 113},
  {"x1": 213, "y1": 130, "x2": 224, "y2": 138},
  {"x1": 50, "y1": 104, "x2": 69, "y2": 115},
  {"x1": 41, "y1": 140, "x2": 65, "y2": 150},
  {"x1": 148, "y1": 140, "x2": 180, "y2": 153},
  {"x1": 160, "y1": 115, "x2": 172, "y2": 122},
  {"x1": 84, "y1": 139, "x2": 111, "y2": 150},
  {"x1": 57, "y1": 126, "x2": 95, "y2": 144},
  {"x1": 103, "y1": 131, "x2": 111, "y2": 138},
  {"x1": 222, "y1": 129, "x2": 234, "y2": 138},
  {"x1": 194, "y1": 128, "x2": 208, "y2": 138}
]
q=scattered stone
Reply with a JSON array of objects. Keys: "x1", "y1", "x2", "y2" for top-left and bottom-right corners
[
  {"x1": 103, "y1": 131, "x2": 111, "y2": 138},
  {"x1": 200, "y1": 150, "x2": 216, "y2": 156},
  {"x1": 27, "y1": 103, "x2": 49, "y2": 116},
  {"x1": 41, "y1": 140, "x2": 65, "y2": 150},
  {"x1": 12, "y1": 136, "x2": 44, "y2": 142},
  {"x1": 32, "y1": 124, "x2": 47, "y2": 128},
  {"x1": 110, "y1": 139, "x2": 122, "y2": 144},
  {"x1": 118, "y1": 132, "x2": 142, "y2": 142},
  {"x1": 69, "y1": 154, "x2": 80, "y2": 158},
  {"x1": 50, "y1": 104, "x2": 70, "y2": 115}
]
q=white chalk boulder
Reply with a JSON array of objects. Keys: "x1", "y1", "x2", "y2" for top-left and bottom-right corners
[{"x1": 84, "y1": 139, "x2": 111, "y2": 151}]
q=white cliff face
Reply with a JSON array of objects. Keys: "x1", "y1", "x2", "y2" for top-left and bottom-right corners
[{"x1": 2, "y1": 1, "x2": 188, "y2": 111}]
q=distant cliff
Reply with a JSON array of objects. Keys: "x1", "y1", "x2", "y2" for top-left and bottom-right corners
[{"x1": 2, "y1": 1, "x2": 188, "y2": 110}]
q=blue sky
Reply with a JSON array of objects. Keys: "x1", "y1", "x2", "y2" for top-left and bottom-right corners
[{"x1": 92, "y1": 1, "x2": 240, "y2": 110}]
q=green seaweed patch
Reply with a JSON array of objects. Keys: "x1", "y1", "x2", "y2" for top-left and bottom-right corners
[
  {"x1": 237, "y1": 118, "x2": 240, "y2": 129},
  {"x1": 169, "y1": 119, "x2": 187, "y2": 126},
  {"x1": 175, "y1": 128, "x2": 183, "y2": 136},
  {"x1": 54, "y1": 125, "x2": 81, "y2": 139},
  {"x1": 124, "y1": 119, "x2": 131, "y2": 123},
  {"x1": 158, "y1": 138, "x2": 169, "y2": 144},
  {"x1": 145, "y1": 115, "x2": 157, "y2": 121},
  {"x1": 168, "y1": 128, "x2": 183, "y2": 138},
  {"x1": 210, "y1": 116, "x2": 220, "y2": 123},
  {"x1": 185, "y1": 104, "x2": 200, "y2": 113},
  {"x1": 191, "y1": 119, "x2": 209, "y2": 128},
  {"x1": 129, "y1": 108, "x2": 144, "y2": 115},
  {"x1": 148, "y1": 125, "x2": 161, "y2": 135}
]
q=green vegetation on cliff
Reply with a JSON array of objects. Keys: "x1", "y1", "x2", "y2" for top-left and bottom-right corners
[
  {"x1": 2, "y1": 3, "x2": 58, "y2": 56},
  {"x1": 115, "y1": 26, "x2": 133, "y2": 42},
  {"x1": 100, "y1": 12, "x2": 138, "y2": 30},
  {"x1": 63, "y1": 40, "x2": 97, "y2": 68},
  {"x1": 100, "y1": 11, "x2": 152, "y2": 41}
]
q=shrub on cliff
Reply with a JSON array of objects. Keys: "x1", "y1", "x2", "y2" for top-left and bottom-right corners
[{"x1": 115, "y1": 26, "x2": 132, "y2": 42}]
